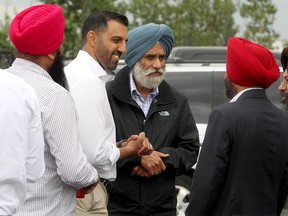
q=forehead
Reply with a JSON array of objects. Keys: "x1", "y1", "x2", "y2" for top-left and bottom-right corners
[
  {"x1": 104, "y1": 20, "x2": 128, "y2": 38},
  {"x1": 145, "y1": 43, "x2": 165, "y2": 55}
]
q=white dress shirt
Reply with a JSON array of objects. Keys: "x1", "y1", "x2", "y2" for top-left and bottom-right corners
[
  {"x1": 65, "y1": 50, "x2": 119, "y2": 180},
  {"x1": 8, "y1": 59, "x2": 98, "y2": 216},
  {"x1": 0, "y1": 70, "x2": 45, "y2": 215}
]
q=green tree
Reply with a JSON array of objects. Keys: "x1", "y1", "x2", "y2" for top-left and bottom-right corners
[
  {"x1": 0, "y1": 13, "x2": 14, "y2": 52},
  {"x1": 118, "y1": 0, "x2": 238, "y2": 46},
  {"x1": 178, "y1": 0, "x2": 238, "y2": 46},
  {"x1": 240, "y1": 0, "x2": 279, "y2": 49},
  {"x1": 41, "y1": 0, "x2": 117, "y2": 58}
]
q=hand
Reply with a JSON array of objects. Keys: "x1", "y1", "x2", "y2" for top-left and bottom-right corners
[
  {"x1": 82, "y1": 181, "x2": 98, "y2": 194},
  {"x1": 141, "y1": 151, "x2": 169, "y2": 176},
  {"x1": 131, "y1": 165, "x2": 150, "y2": 177},
  {"x1": 120, "y1": 134, "x2": 139, "y2": 148},
  {"x1": 138, "y1": 137, "x2": 153, "y2": 156},
  {"x1": 125, "y1": 132, "x2": 153, "y2": 157}
]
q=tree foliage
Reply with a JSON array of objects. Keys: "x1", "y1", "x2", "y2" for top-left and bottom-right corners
[
  {"x1": 0, "y1": 13, "x2": 14, "y2": 52},
  {"x1": 0, "y1": 0, "x2": 281, "y2": 58},
  {"x1": 240, "y1": 0, "x2": 279, "y2": 49},
  {"x1": 40, "y1": 0, "x2": 117, "y2": 57},
  {"x1": 117, "y1": 0, "x2": 238, "y2": 46}
]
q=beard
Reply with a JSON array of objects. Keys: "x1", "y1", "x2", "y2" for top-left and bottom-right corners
[
  {"x1": 132, "y1": 62, "x2": 165, "y2": 89},
  {"x1": 96, "y1": 37, "x2": 121, "y2": 71},
  {"x1": 48, "y1": 50, "x2": 69, "y2": 90},
  {"x1": 224, "y1": 76, "x2": 237, "y2": 99}
]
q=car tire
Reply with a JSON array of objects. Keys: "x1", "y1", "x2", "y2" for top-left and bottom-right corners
[{"x1": 175, "y1": 175, "x2": 192, "y2": 216}]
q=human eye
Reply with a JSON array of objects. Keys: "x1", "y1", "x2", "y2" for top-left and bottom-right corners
[
  {"x1": 112, "y1": 37, "x2": 121, "y2": 43},
  {"x1": 159, "y1": 55, "x2": 166, "y2": 61},
  {"x1": 146, "y1": 54, "x2": 155, "y2": 60}
]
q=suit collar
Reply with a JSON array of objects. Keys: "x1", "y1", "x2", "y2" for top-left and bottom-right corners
[{"x1": 232, "y1": 88, "x2": 268, "y2": 102}]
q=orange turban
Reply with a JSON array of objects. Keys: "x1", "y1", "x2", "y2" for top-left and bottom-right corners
[
  {"x1": 226, "y1": 37, "x2": 279, "y2": 89},
  {"x1": 9, "y1": 4, "x2": 65, "y2": 55}
]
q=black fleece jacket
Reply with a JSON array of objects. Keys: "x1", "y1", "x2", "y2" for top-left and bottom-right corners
[{"x1": 106, "y1": 66, "x2": 200, "y2": 216}]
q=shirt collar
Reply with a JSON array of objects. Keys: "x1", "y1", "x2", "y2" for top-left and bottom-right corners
[
  {"x1": 230, "y1": 87, "x2": 263, "y2": 102},
  {"x1": 77, "y1": 50, "x2": 107, "y2": 78},
  {"x1": 129, "y1": 72, "x2": 159, "y2": 97}
]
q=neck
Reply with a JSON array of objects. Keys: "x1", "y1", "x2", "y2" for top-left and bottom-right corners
[{"x1": 16, "y1": 52, "x2": 50, "y2": 72}]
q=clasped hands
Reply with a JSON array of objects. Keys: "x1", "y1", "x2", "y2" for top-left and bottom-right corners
[
  {"x1": 121, "y1": 132, "x2": 169, "y2": 177},
  {"x1": 122, "y1": 132, "x2": 154, "y2": 157},
  {"x1": 131, "y1": 150, "x2": 169, "y2": 178}
]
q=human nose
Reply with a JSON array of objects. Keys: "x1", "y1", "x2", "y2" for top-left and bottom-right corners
[
  {"x1": 279, "y1": 80, "x2": 287, "y2": 91},
  {"x1": 153, "y1": 58, "x2": 164, "y2": 69},
  {"x1": 118, "y1": 41, "x2": 126, "y2": 55},
  {"x1": 279, "y1": 70, "x2": 288, "y2": 91}
]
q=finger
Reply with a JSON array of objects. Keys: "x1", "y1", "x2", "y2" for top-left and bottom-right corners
[
  {"x1": 138, "y1": 139, "x2": 153, "y2": 156},
  {"x1": 131, "y1": 166, "x2": 140, "y2": 176},
  {"x1": 160, "y1": 161, "x2": 166, "y2": 171},
  {"x1": 127, "y1": 135, "x2": 138, "y2": 142},
  {"x1": 156, "y1": 151, "x2": 169, "y2": 158},
  {"x1": 137, "y1": 144, "x2": 149, "y2": 156}
]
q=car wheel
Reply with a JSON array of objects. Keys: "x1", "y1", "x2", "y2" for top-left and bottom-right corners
[{"x1": 175, "y1": 175, "x2": 192, "y2": 216}]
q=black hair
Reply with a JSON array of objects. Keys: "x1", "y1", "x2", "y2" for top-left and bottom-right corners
[
  {"x1": 281, "y1": 47, "x2": 288, "y2": 71},
  {"x1": 81, "y1": 10, "x2": 128, "y2": 45}
]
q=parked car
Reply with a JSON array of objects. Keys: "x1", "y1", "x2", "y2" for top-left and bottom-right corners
[{"x1": 167, "y1": 46, "x2": 282, "y2": 66}]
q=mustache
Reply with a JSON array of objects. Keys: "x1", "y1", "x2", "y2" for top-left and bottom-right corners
[
  {"x1": 145, "y1": 68, "x2": 165, "y2": 76},
  {"x1": 112, "y1": 51, "x2": 122, "y2": 58}
]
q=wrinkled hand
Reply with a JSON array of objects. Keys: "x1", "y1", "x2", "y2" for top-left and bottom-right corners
[
  {"x1": 140, "y1": 151, "x2": 169, "y2": 176},
  {"x1": 138, "y1": 137, "x2": 153, "y2": 156},
  {"x1": 131, "y1": 165, "x2": 150, "y2": 177},
  {"x1": 125, "y1": 132, "x2": 153, "y2": 157}
]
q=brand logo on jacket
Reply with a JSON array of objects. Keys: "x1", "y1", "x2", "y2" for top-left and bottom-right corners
[{"x1": 159, "y1": 111, "x2": 169, "y2": 116}]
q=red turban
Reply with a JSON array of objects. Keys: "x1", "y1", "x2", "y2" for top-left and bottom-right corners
[
  {"x1": 9, "y1": 4, "x2": 65, "y2": 55},
  {"x1": 226, "y1": 37, "x2": 279, "y2": 89}
]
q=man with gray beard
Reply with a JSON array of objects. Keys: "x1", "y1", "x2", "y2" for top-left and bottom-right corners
[{"x1": 106, "y1": 23, "x2": 200, "y2": 216}]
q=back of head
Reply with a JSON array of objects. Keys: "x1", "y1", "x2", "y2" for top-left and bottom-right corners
[
  {"x1": 9, "y1": 4, "x2": 65, "y2": 56},
  {"x1": 124, "y1": 23, "x2": 174, "y2": 68},
  {"x1": 226, "y1": 37, "x2": 279, "y2": 89},
  {"x1": 81, "y1": 10, "x2": 128, "y2": 45},
  {"x1": 281, "y1": 47, "x2": 288, "y2": 72}
]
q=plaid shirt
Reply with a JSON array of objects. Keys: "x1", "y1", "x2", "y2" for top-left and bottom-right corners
[{"x1": 129, "y1": 72, "x2": 159, "y2": 117}]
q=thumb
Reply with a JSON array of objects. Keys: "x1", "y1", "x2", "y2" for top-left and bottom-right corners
[{"x1": 138, "y1": 132, "x2": 145, "y2": 140}]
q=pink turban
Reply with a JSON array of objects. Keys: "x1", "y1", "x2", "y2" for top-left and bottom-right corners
[
  {"x1": 9, "y1": 4, "x2": 65, "y2": 55},
  {"x1": 226, "y1": 37, "x2": 279, "y2": 89}
]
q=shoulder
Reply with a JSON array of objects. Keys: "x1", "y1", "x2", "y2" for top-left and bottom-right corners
[{"x1": 0, "y1": 70, "x2": 37, "y2": 101}]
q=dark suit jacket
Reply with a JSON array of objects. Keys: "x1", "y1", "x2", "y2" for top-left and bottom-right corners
[{"x1": 186, "y1": 89, "x2": 288, "y2": 216}]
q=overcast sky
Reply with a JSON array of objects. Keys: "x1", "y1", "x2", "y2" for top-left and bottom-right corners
[{"x1": 1, "y1": 0, "x2": 287, "y2": 40}]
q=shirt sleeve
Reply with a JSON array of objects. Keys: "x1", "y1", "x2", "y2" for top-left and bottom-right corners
[
  {"x1": 42, "y1": 91, "x2": 98, "y2": 189},
  {"x1": 70, "y1": 77, "x2": 119, "y2": 180},
  {"x1": 25, "y1": 88, "x2": 45, "y2": 183}
]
